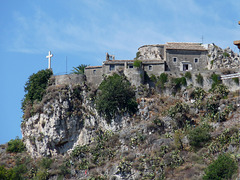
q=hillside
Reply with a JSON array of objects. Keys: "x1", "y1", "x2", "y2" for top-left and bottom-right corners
[{"x1": 0, "y1": 66, "x2": 239, "y2": 179}]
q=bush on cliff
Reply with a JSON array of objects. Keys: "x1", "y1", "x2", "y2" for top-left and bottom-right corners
[
  {"x1": 203, "y1": 153, "x2": 237, "y2": 180},
  {"x1": 96, "y1": 74, "x2": 138, "y2": 123},
  {"x1": 188, "y1": 125, "x2": 211, "y2": 148},
  {"x1": 7, "y1": 137, "x2": 25, "y2": 153},
  {"x1": 22, "y1": 69, "x2": 53, "y2": 112}
]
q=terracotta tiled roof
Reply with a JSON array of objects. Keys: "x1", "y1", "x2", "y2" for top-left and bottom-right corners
[
  {"x1": 85, "y1": 66, "x2": 102, "y2": 69},
  {"x1": 166, "y1": 42, "x2": 207, "y2": 51},
  {"x1": 138, "y1": 42, "x2": 208, "y2": 51}
]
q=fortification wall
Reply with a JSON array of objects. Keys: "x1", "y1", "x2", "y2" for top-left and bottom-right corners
[
  {"x1": 54, "y1": 74, "x2": 85, "y2": 85},
  {"x1": 85, "y1": 67, "x2": 103, "y2": 88},
  {"x1": 124, "y1": 68, "x2": 144, "y2": 87}
]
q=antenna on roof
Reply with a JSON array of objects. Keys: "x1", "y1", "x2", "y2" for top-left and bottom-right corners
[
  {"x1": 201, "y1": 35, "x2": 204, "y2": 44},
  {"x1": 66, "y1": 56, "x2": 68, "y2": 74}
]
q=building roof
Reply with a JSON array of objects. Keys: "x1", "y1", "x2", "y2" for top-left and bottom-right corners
[
  {"x1": 85, "y1": 66, "x2": 102, "y2": 69},
  {"x1": 104, "y1": 60, "x2": 134, "y2": 64},
  {"x1": 166, "y1": 42, "x2": 207, "y2": 51},
  {"x1": 103, "y1": 60, "x2": 165, "y2": 65},
  {"x1": 138, "y1": 42, "x2": 208, "y2": 51}
]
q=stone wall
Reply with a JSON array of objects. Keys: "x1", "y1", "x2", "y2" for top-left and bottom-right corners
[
  {"x1": 124, "y1": 67, "x2": 144, "y2": 87},
  {"x1": 85, "y1": 67, "x2": 103, "y2": 88},
  {"x1": 102, "y1": 62, "x2": 125, "y2": 75},
  {"x1": 54, "y1": 74, "x2": 85, "y2": 85},
  {"x1": 143, "y1": 61, "x2": 165, "y2": 77}
]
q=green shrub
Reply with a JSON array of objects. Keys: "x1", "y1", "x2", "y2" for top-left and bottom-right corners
[
  {"x1": 7, "y1": 164, "x2": 28, "y2": 180},
  {"x1": 117, "y1": 160, "x2": 132, "y2": 177},
  {"x1": 96, "y1": 74, "x2": 138, "y2": 123},
  {"x1": 39, "y1": 157, "x2": 53, "y2": 169},
  {"x1": 34, "y1": 168, "x2": 48, "y2": 180},
  {"x1": 156, "y1": 73, "x2": 168, "y2": 89},
  {"x1": 188, "y1": 125, "x2": 211, "y2": 148},
  {"x1": 168, "y1": 102, "x2": 189, "y2": 128},
  {"x1": 174, "y1": 130, "x2": 184, "y2": 150},
  {"x1": 184, "y1": 72, "x2": 192, "y2": 80},
  {"x1": 223, "y1": 52, "x2": 230, "y2": 58},
  {"x1": 7, "y1": 137, "x2": 26, "y2": 153},
  {"x1": 22, "y1": 69, "x2": 53, "y2": 111},
  {"x1": 208, "y1": 128, "x2": 239, "y2": 154},
  {"x1": 210, "y1": 60, "x2": 214, "y2": 65},
  {"x1": 232, "y1": 77, "x2": 239, "y2": 85},
  {"x1": 0, "y1": 166, "x2": 7, "y2": 180},
  {"x1": 150, "y1": 74, "x2": 157, "y2": 82},
  {"x1": 71, "y1": 145, "x2": 89, "y2": 159},
  {"x1": 203, "y1": 153, "x2": 237, "y2": 180},
  {"x1": 211, "y1": 73, "x2": 221, "y2": 89},
  {"x1": 190, "y1": 87, "x2": 206, "y2": 100},
  {"x1": 195, "y1": 73, "x2": 203, "y2": 86},
  {"x1": 210, "y1": 84, "x2": 229, "y2": 99},
  {"x1": 171, "y1": 77, "x2": 187, "y2": 93},
  {"x1": 133, "y1": 60, "x2": 142, "y2": 68},
  {"x1": 135, "y1": 51, "x2": 141, "y2": 60},
  {"x1": 59, "y1": 163, "x2": 71, "y2": 176}
]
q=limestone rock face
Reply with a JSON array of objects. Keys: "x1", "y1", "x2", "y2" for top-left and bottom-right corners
[
  {"x1": 207, "y1": 43, "x2": 239, "y2": 70},
  {"x1": 137, "y1": 45, "x2": 164, "y2": 60},
  {"x1": 21, "y1": 84, "x2": 130, "y2": 157}
]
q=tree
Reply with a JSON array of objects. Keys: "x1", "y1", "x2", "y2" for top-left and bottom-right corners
[
  {"x1": 22, "y1": 69, "x2": 53, "y2": 110},
  {"x1": 96, "y1": 74, "x2": 138, "y2": 123},
  {"x1": 203, "y1": 153, "x2": 237, "y2": 180},
  {"x1": 71, "y1": 64, "x2": 88, "y2": 74}
]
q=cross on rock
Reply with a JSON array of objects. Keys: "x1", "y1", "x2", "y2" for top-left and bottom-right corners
[{"x1": 46, "y1": 51, "x2": 53, "y2": 69}]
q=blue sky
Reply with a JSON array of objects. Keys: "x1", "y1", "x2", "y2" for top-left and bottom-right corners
[{"x1": 0, "y1": 0, "x2": 240, "y2": 144}]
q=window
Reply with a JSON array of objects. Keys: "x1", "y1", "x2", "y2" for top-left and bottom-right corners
[
  {"x1": 173, "y1": 57, "x2": 177, "y2": 62},
  {"x1": 109, "y1": 65, "x2": 115, "y2": 71},
  {"x1": 149, "y1": 65, "x2": 153, "y2": 71},
  {"x1": 93, "y1": 70, "x2": 96, "y2": 74},
  {"x1": 194, "y1": 58, "x2": 199, "y2": 63},
  {"x1": 128, "y1": 65, "x2": 133, "y2": 69}
]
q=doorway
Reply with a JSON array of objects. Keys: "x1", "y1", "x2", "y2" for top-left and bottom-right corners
[{"x1": 183, "y1": 64, "x2": 189, "y2": 71}]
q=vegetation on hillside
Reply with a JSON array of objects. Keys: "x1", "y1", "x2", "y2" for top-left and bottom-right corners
[
  {"x1": 96, "y1": 74, "x2": 138, "y2": 123},
  {"x1": 4, "y1": 67, "x2": 239, "y2": 179},
  {"x1": 6, "y1": 137, "x2": 25, "y2": 153},
  {"x1": 203, "y1": 153, "x2": 238, "y2": 180},
  {"x1": 21, "y1": 69, "x2": 53, "y2": 117}
]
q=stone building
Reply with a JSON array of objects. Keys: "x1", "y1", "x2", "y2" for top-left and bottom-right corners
[
  {"x1": 138, "y1": 42, "x2": 208, "y2": 72},
  {"x1": 85, "y1": 42, "x2": 208, "y2": 87}
]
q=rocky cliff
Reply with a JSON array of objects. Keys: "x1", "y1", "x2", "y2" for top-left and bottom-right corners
[
  {"x1": 21, "y1": 79, "x2": 133, "y2": 158},
  {"x1": 19, "y1": 72, "x2": 240, "y2": 179}
]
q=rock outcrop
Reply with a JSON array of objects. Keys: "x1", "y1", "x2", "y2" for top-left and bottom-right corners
[
  {"x1": 21, "y1": 82, "x2": 132, "y2": 157},
  {"x1": 207, "y1": 43, "x2": 239, "y2": 70}
]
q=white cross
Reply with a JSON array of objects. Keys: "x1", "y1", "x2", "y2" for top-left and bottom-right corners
[{"x1": 46, "y1": 51, "x2": 53, "y2": 69}]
